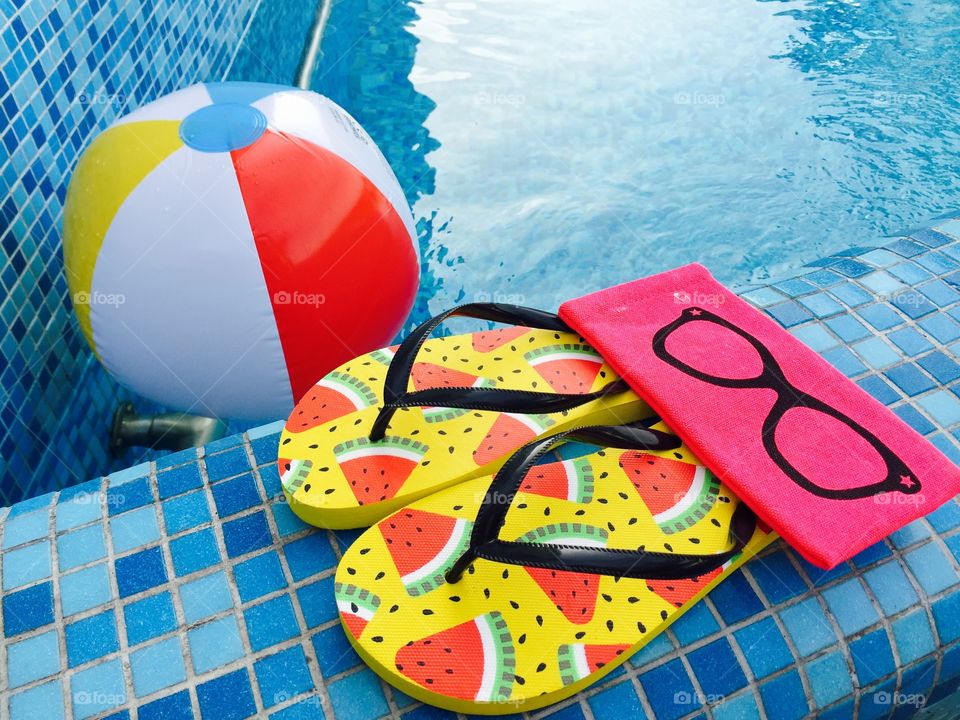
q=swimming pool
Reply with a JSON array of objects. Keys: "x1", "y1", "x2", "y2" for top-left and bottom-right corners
[{"x1": 280, "y1": 0, "x2": 960, "y2": 325}]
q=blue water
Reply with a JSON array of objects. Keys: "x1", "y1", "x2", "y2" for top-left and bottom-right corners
[{"x1": 272, "y1": 0, "x2": 959, "y2": 329}]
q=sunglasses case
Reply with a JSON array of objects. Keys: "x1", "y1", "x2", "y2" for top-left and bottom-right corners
[{"x1": 559, "y1": 262, "x2": 960, "y2": 569}]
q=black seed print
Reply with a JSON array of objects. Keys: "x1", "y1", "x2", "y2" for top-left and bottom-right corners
[
  {"x1": 638, "y1": 622, "x2": 646, "y2": 633},
  {"x1": 347, "y1": 567, "x2": 356, "y2": 575},
  {"x1": 518, "y1": 634, "x2": 526, "y2": 644},
  {"x1": 389, "y1": 604, "x2": 399, "y2": 613},
  {"x1": 423, "y1": 609, "x2": 434, "y2": 615},
  {"x1": 711, "y1": 518, "x2": 721, "y2": 527},
  {"x1": 375, "y1": 571, "x2": 385, "y2": 580},
  {"x1": 575, "y1": 631, "x2": 586, "y2": 639},
  {"x1": 372, "y1": 636, "x2": 383, "y2": 643},
  {"x1": 449, "y1": 596, "x2": 460, "y2": 602},
  {"x1": 537, "y1": 663, "x2": 547, "y2": 672},
  {"x1": 536, "y1": 615, "x2": 544, "y2": 626},
  {"x1": 660, "y1": 610, "x2": 669, "y2": 620},
  {"x1": 606, "y1": 620, "x2": 614, "y2": 632}
]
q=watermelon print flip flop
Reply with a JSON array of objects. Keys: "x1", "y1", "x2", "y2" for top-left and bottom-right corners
[
  {"x1": 334, "y1": 422, "x2": 775, "y2": 714},
  {"x1": 279, "y1": 303, "x2": 649, "y2": 528}
]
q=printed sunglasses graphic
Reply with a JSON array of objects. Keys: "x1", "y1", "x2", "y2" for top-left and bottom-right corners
[{"x1": 651, "y1": 306, "x2": 919, "y2": 500}]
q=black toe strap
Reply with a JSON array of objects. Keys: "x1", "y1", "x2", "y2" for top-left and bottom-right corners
[
  {"x1": 445, "y1": 423, "x2": 757, "y2": 583},
  {"x1": 369, "y1": 303, "x2": 627, "y2": 441}
]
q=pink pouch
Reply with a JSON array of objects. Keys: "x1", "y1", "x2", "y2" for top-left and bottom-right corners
[{"x1": 559, "y1": 263, "x2": 960, "y2": 569}]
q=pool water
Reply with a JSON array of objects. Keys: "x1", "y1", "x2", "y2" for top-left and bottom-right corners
[{"x1": 299, "y1": 0, "x2": 960, "y2": 327}]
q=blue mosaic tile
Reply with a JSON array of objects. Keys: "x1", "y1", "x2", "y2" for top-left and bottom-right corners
[
  {"x1": 890, "y1": 260, "x2": 934, "y2": 285},
  {"x1": 849, "y1": 628, "x2": 895, "y2": 686},
  {"x1": 60, "y1": 562, "x2": 111, "y2": 616},
  {"x1": 927, "y1": 500, "x2": 960, "y2": 533},
  {"x1": 733, "y1": 616, "x2": 793, "y2": 680},
  {"x1": 283, "y1": 532, "x2": 337, "y2": 580},
  {"x1": 187, "y1": 615, "x2": 245, "y2": 674},
  {"x1": 892, "y1": 610, "x2": 936, "y2": 664},
  {"x1": 107, "y1": 476, "x2": 153, "y2": 516},
  {"x1": 748, "y1": 551, "x2": 807, "y2": 604},
  {"x1": 312, "y1": 624, "x2": 362, "y2": 677},
  {"x1": 821, "y1": 578, "x2": 879, "y2": 636},
  {"x1": 825, "y1": 314, "x2": 871, "y2": 342},
  {"x1": 204, "y1": 447, "x2": 250, "y2": 481},
  {"x1": 222, "y1": 510, "x2": 273, "y2": 558},
  {"x1": 130, "y1": 637, "x2": 186, "y2": 697},
  {"x1": 162, "y1": 489, "x2": 212, "y2": 534},
  {"x1": 246, "y1": 594, "x2": 301, "y2": 651},
  {"x1": 705, "y1": 570, "x2": 763, "y2": 625},
  {"x1": 114, "y1": 546, "x2": 167, "y2": 598},
  {"x1": 712, "y1": 692, "x2": 761, "y2": 720},
  {"x1": 256, "y1": 645, "x2": 315, "y2": 709},
  {"x1": 863, "y1": 560, "x2": 920, "y2": 615},
  {"x1": 887, "y1": 326, "x2": 935, "y2": 356},
  {"x1": 3, "y1": 580, "x2": 54, "y2": 636},
  {"x1": 272, "y1": 501, "x2": 310, "y2": 536},
  {"x1": 670, "y1": 600, "x2": 720, "y2": 645},
  {"x1": 919, "y1": 279, "x2": 960, "y2": 306},
  {"x1": 638, "y1": 658, "x2": 697, "y2": 720},
  {"x1": 259, "y1": 462, "x2": 284, "y2": 500},
  {"x1": 7, "y1": 628, "x2": 60, "y2": 688},
  {"x1": 758, "y1": 669, "x2": 808, "y2": 720},
  {"x1": 55, "y1": 490, "x2": 103, "y2": 532},
  {"x1": 138, "y1": 690, "x2": 193, "y2": 720},
  {"x1": 828, "y1": 282, "x2": 873, "y2": 307},
  {"x1": 830, "y1": 259, "x2": 871, "y2": 278},
  {"x1": 687, "y1": 637, "x2": 747, "y2": 697},
  {"x1": 779, "y1": 598, "x2": 837, "y2": 657},
  {"x1": 932, "y1": 592, "x2": 960, "y2": 644},
  {"x1": 821, "y1": 346, "x2": 867, "y2": 377},
  {"x1": 917, "y1": 390, "x2": 960, "y2": 426},
  {"x1": 211, "y1": 472, "x2": 262, "y2": 517},
  {"x1": 180, "y1": 570, "x2": 234, "y2": 623},
  {"x1": 170, "y1": 527, "x2": 221, "y2": 577},
  {"x1": 4, "y1": 538, "x2": 51, "y2": 587},
  {"x1": 806, "y1": 651, "x2": 852, "y2": 709},
  {"x1": 65, "y1": 609, "x2": 119, "y2": 667},
  {"x1": 234, "y1": 550, "x2": 288, "y2": 602},
  {"x1": 852, "y1": 336, "x2": 901, "y2": 369},
  {"x1": 889, "y1": 520, "x2": 931, "y2": 549},
  {"x1": 903, "y1": 541, "x2": 959, "y2": 595},
  {"x1": 123, "y1": 591, "x2": 177, "y2": 646},
  {"x1": 297, "y1": 576, "x2": 338, "y2": 629},
  {"x1": 197, "y1": 668, "x2": 258, "y2": 720},
  {"x1": 858, "y1": 304, "x2": 904, "y2": 332},
  {"x1": 856, "y1": 375, "x2": 902, "y2": 405},
  {"x1": 588, "y1": 681, "x2": 645, "y2": 720},
  {"x1": 57, "y1": 524, "x2": 104, "y2": 571},
  {"x1": 328, "y1": 668, "x2": 389, "y2": 720},
  {"x1": 9, "y1": 679, "x2": 66, "y2": 720},
  {"x1": 919, "y1": 312, "x2": 960, "y2": 343},
  {"x1": 894, "y1": 404, "x2": 937, "y2": 435},
  {"x1": 110, "y1": 505, "x2": 160, "y2": 554},
  {"x1": 157, "y1": 463, "x2": 204, "y2": 500},
  {"x1": 850, "y1": 540, "x2": 892, "y2": 568},
  {"x1": 918, "y1": 350, "x2": 960, "y2": 383},
  {"x1": 765, "y1": 300, "x2": 813, "y2": 328},
  {"x1": 797, "y1": 292, "x2": 843, "y2": 318},
  {"x1": 3, "y1": 508, "x2": 51, "y2": 548}
]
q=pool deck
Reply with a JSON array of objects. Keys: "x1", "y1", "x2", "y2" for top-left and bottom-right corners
[{"x1": 4, "y1": 219, "x2": 960, "y2": 720}]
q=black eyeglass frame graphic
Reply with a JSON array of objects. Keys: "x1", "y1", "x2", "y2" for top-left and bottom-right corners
[{"x1": 651, "y1": 306, "x2": 919, "y2": 501}]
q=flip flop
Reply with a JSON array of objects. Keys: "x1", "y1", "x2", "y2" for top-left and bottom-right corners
[
  {"x1": 333, "y1": 422, "x2": 775, "y2": 714},
  {"x1": 278, "y1": 303, "x2": 649, "y2": 528}
]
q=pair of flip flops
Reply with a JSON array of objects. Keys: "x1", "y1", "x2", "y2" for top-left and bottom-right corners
[{"x1": 278, "y1": 303, "x2": 774, "y2": 714}]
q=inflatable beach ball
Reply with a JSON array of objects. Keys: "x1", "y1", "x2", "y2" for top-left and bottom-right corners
[{"x1": 63, "y1": 82, "x2": 419, "y2": 420}]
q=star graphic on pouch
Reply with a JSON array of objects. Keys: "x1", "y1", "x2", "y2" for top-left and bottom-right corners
[
  {"x1": 689, "y1": 308, "x2": 702, "y2": 316},
  {"x1": 899, "y1": 475, "x2": 915, "y2": 488}
]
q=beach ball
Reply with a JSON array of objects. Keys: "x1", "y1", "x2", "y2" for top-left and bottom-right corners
[{"x1": 63, "y1": 82, "x2": 419, "y2": 420}]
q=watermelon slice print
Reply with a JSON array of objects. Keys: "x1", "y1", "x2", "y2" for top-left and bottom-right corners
[
  {"x1": 523, "y1": 344, "x2": 603, "y2": 393},
  {"x1": 370, "y1": 345, "x2": 398, "y2": 365},
  {"x1": 558, "y1": 643, "x2": 630, "y2": 686},
  {"x1": 411, "y1": 362, "x2": 495, "y2": 423},
  {"x1": 518, "y1": 524, "x2": 608, "y2": 624},
  {"x1": 334, "y1": 436, "x2": 428, "y2": 505},
  {"x1": 620, "y1": 453, "x2": 720, "y2": 534},
  {"x1": 278, "y1": 458, "x2": 312, "y2": 494},
  {"x1": 286, "y1": 372, "x2": 378, "y2": 432},
  {"x1": 381, "y1": 508, "x2": 473, "y2": 596},
  {"x1": 471, "y1": 326, "x2": 530, "y2": 352},
  {"x1": 336, "y1": 582, "x2": 381, "y2": 638},
  {"x1": 521, "y1": 458, "x2": 595, "y2": 503},
  {"x1": 395, "y1": 611, "x2": 516, "y2": 703},
  {"x1": 647, "y1": 568, "x2": 722, "y2": 608},
  {"x1": 472, "y1": 413, "x2": 555, "y2": 466}
]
